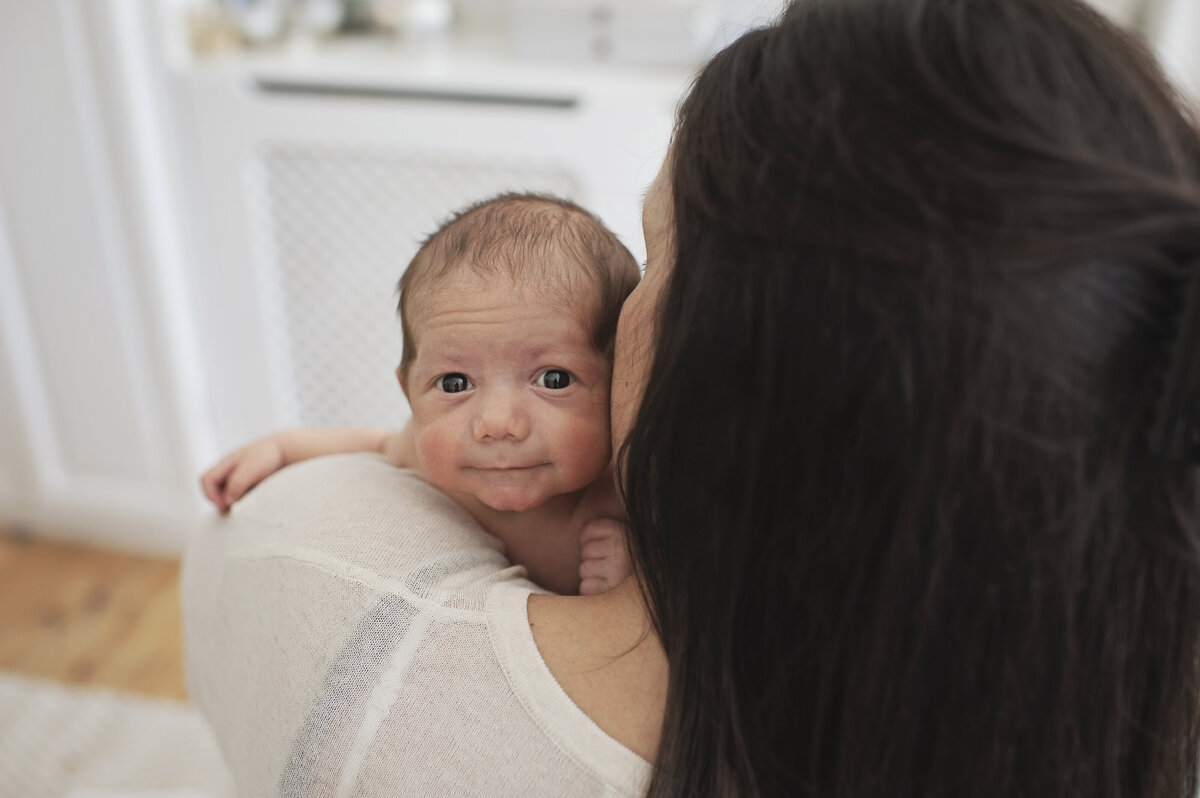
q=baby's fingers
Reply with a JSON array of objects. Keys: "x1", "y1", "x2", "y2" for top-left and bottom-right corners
[
  {"x1": 200, "y1": 457, "x2": 238, "y2": 512},
  {"x1": 577, "y1": 517, "x2": 633, "y2": 596},
  {"x1": 222, "y1": 462, "x2": 264, "y2": 505},
  {"x1": 581, "y1": 531, "x2": 623, "y2": 562},
  {"x1": 222, "y1": 447, "x2": 285, "y2": 505},
  {"x1": 579, "y1": 518, "x2": 626, "y2": 550},
  {"x1": 579, "y1": 576, "x2": 611, "y2": 596}
]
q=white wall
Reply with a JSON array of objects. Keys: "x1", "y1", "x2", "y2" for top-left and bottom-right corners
[{"x1": 1150, "y1": 0, "x2": 1200, "y2": 103}]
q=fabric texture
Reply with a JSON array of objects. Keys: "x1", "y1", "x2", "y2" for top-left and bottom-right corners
[{"x1": 181, "y1": 453, "x2": 650, "y2": 797}]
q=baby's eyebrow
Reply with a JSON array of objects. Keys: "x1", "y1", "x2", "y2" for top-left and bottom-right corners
[{"x1": 525, "y1": 344, "x2": 585, "y2": 362}]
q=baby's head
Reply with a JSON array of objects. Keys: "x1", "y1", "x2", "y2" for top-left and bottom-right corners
[{"x1": 396, "y1": 194, "x2": 639, "y2": 514}]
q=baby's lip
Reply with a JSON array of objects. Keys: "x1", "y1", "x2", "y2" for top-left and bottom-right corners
[{"x1": 469, "y1": 463, "x2": 547, "y2": 471}]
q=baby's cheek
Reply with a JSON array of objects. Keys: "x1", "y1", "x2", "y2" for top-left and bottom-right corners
[
  {"x1": 556, "y1": 409, "x2": 613, "y2": 486},
  {"x1": 413, "y1": 423, "x2": 461, "y2": 488}
]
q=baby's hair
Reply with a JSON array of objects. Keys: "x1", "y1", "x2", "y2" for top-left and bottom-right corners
[{"x1": 396, "y1": 192, "x2": 640, "y2": 380}]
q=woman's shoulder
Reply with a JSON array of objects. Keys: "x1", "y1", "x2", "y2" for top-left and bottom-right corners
[
  {"x1": 485, "y1": 583, "x2": 655, "y2": 794},
  {"x1": 223, "y1": 452, "x2": 509, "y2": 585},
  {"x1": 183, "y1": 453, "x2": 654, "y2": 797},
  {"x1": 526, "y1": 583, "x2": 668, "y2": 766},
  {"x1": 233, "y1": 452, "x2": 488, "y2": 539}
]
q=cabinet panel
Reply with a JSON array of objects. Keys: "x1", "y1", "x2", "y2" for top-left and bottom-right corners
[
  {"x1": 0, "y1": 202, "x2": 39, "y2": 513},
  {"x1": 178, "y1": 68, "x2": 678, "y2": 454},
  {"x1": 0, "y1": 1, "x2": 205, "y2": 554},
  {"x1": 0, "y1": 1, "x2": 162, "y2": 485},
  {"x1": 249, "y1": 143, "x2": 582, "y2": 428}
]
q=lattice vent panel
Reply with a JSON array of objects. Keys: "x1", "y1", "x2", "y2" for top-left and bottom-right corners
[{"x1": 245, "y1": 144, "x2": 581, "y2": 428}]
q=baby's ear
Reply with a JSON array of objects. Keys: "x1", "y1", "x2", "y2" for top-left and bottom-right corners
[{"x1": 396, "y1": 365, "x2": 409, "y2": 400}]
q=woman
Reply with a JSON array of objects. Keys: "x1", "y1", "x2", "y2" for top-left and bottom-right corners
[
  {"x1": 613, "y1": 0, "x2": 1200, "y2": 793},
  {"x1": 185, "y1": 0, "x2": 1200, "y2": 795}
]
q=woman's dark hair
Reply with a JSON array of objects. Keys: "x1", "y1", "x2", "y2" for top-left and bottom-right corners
[{"x1": 620, "y1": 0, "x2": 1200, "y2": 795}]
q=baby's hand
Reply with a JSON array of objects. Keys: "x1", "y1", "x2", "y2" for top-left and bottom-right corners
[
  {"x1": 578, "y1": 518, "x2": 633, "y2": 596},
  {"x1": 199, "y1": 436, "x2": 287, "y2": 514}
]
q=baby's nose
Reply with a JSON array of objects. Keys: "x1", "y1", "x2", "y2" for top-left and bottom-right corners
[{"x1": 472, "y1": 391, "x2": 531, "y2": 442}]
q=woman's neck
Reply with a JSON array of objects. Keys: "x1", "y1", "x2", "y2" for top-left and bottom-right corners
[{"x1": 528, "y1": 577, "x2": 668, "y2": 762}]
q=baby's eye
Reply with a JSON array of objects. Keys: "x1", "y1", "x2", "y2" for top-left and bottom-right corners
[
  {"x1": 436, "y1": 373, "x2": 473, "y2": 393},
  {"x1": 536, "y1": 370, "x2": 572, "y2": 390}
]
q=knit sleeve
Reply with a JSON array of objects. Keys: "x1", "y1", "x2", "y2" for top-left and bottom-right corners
[{"x1": 182, "y1": 454, "x2": 517, "y2": 794}]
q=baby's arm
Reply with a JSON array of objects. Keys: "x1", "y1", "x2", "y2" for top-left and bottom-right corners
[
  {"x1": 380, "y1": 421, "x2": 417, "y2": 469},
  {"x1": 201, "y1": 427, "x2": 396, "y2": 513}
]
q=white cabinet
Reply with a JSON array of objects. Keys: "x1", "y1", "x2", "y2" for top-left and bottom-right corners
[{"x1": 173, "y1": 44, "x2": 685, "y2": 452}]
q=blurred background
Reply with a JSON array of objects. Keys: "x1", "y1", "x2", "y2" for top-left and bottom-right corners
[
  {"x1": 0, "y1": 1, "x2": 1196, "y2": 794},
  {"x1": 0, "y1": 0, "x2": 1197, "y2": 557}
]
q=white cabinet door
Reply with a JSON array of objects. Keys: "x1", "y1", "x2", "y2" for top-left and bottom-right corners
[{"x1": 0, "y1": 1, "x2": 207, "y2": 555}]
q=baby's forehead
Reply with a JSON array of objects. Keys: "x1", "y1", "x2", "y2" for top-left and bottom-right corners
[
  {"x1": 411, "y1": 265, "x2": 602, "y2": 320},
  {"x1": 406, "y1": 275, "x2": 607, "y2": 366}
]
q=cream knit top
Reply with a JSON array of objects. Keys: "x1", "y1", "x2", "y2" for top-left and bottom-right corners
[{"x1": 182, "y1": 453, "x2": 651, "y2": 797}]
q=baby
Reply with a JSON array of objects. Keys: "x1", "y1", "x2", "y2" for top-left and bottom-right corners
[{"x1": 201, "y1": 193, "x2": 640, "y2": 595}]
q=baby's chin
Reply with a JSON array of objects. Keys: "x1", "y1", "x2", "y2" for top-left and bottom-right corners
[{"x1": 473, "y1": 488, "x2": 551, "y2": 514}]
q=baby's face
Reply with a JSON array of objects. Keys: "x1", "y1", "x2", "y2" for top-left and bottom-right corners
[{"x1": 402, "y1": 272, "x2": 612, "y2": 514}]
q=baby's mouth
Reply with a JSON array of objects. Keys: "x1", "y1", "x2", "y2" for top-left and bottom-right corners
[{"x1": 471, "y1": 464, "x2": 547, "y2": 472}]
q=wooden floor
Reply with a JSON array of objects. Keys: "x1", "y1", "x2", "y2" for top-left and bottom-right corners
[{"x1": 0, "y1": 529, "x2": 187, "y2": 700}]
